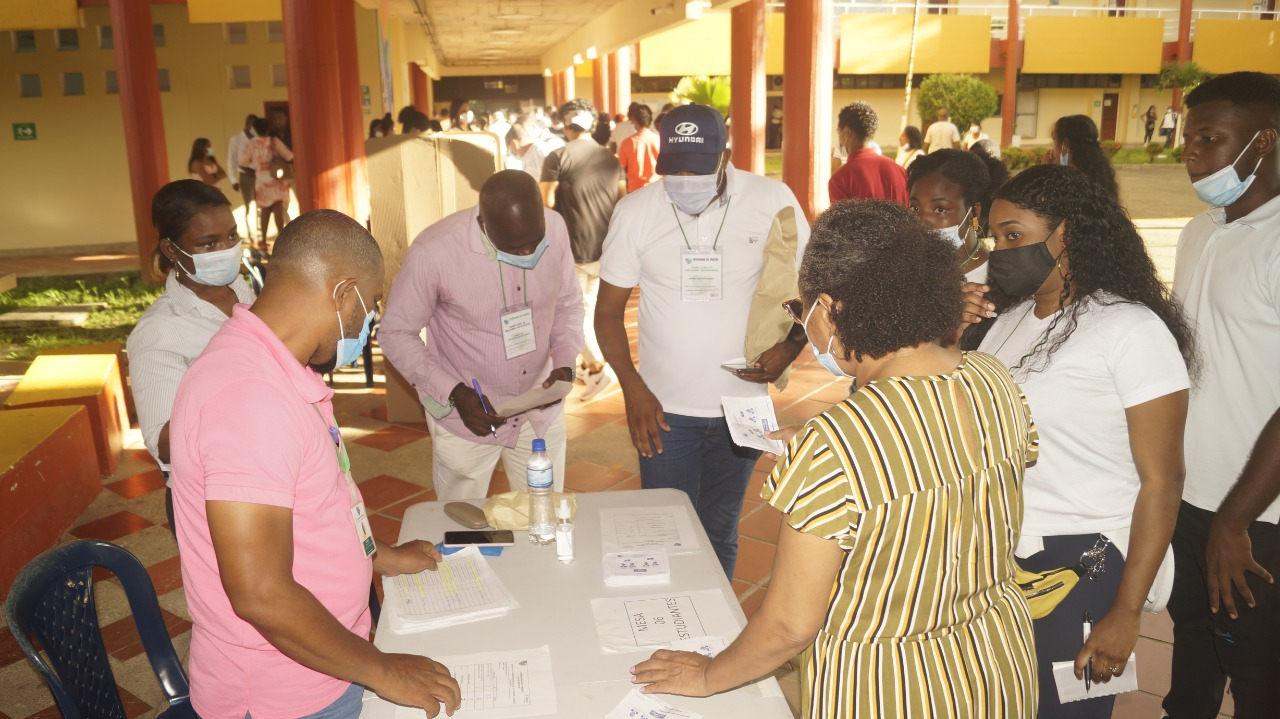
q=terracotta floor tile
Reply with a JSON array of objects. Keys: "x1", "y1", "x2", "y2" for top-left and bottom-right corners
[
  {"x1": 368, "y1": 514, "x2": 402, "y2": 545},
  {"x1": 391, "y1": 420, "x2": 432, "y2": 434},
  {"x1": 808, "y1": 384, "x2": 852, "y2": 404},
  {"x1": 564, "y1": 461, "x2": 633, "y2": 493},
  {"x1": 565, "y1": 414, "x2": 612, "y2": 440},
  {"x1": 70, "y1": 511, "x2": 154, "y2": 542},
  {"x1": 779, "y1": 398, "x2": 831, "y2": 420},
  {"x1": 1140, "y1": 609, "x2": 1174, "y2": 644},
  {"x1": 352, "y1": 425, "x2": 429, "y2": 452},
  {"x1": 739, "y1": 503, "x2": 783, "y2": 543},
  {"x1": 102, "y1": 608, "x2": 191, "y2": 662},
  {"x1": 609, "y1": 474, "x2": 642, "y2": 492},
  {"x1": 731, "y1": 578, "x2": 753, "y2": 598},
  {"x1": 739, "y1": 586, "x2": 767, "y2": 619},
  {"x1": 119, "y1": 685, "x2": 154, "y2": 719},
  {"x1": 0, "y1": 626, "x2": 26, "y2": 666},
  {"x1": 146, "y1": 556, "x2": 184, "y2": 597},
  {"x1": 1135, "y1": 637, "x2": 1173, "y2": 697},
  {"x1": 106, "y1": 469, "x2": 168, "y2": 499},
  {"x1": 567, "y1": 399, "x2": 626, "y2": 419},
  {"x1": 362, "y1": 405, "x2": 389, "y2": 422},
  {"x1": 733, "y1": 536, "x2": 777, "y2": 585},
  {"x1": 26, "y1": 707, "x2": 63, "y2": 719},
  {"x1": 125, "y1": 448, "x2": 156, "y2": 465},
  {"x1": 358, "y1": 474, "x2": 428, "y2": 512},
  {"x1": 380, "y1": 491, "x2": 437, "y2": 519},
  {"x1": 1110, "y1": 690, "x2": 1165, "y2": 719}
]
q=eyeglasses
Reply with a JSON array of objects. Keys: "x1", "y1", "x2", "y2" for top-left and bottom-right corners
[{"x1": 782, "y1": 298, "x2": 805, "y2": 325}]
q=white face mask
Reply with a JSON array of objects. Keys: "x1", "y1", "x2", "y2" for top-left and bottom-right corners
[
  {"x1": 664, "y1": 173, "x2": 720, "y2": 216},
  {"x1": 459, "y1": 110, "x2": 474, "y2": 125},
  {"x1": 939, "y1": 207, "x2": 973, "y2": 249},
  {"x1": 205, "y1": 146, "x2": 214, "y2": 158},
  {"x1": 1192, "y1": 130, "x2": 1265, "y2": 207},
  {"x1": 173, "y1": 243, "x2": 243, "y2": 286}
]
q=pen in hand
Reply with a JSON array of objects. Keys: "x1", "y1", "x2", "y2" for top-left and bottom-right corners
[
  {"x1": 1083, "y1": 610, "x2": 1093, "y2": 693},
  {"x1": 472, "y1": 379, "x2": 497, "y2": 437}
]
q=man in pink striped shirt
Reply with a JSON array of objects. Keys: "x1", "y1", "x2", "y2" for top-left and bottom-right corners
[{"x1": 380, "y1": 171, "x2": 583, "y2": 499}]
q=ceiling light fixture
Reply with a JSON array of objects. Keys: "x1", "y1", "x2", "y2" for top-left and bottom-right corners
[
  {"x1": 573, "y1": 53, "x2": 584, "y2": 65},
  {"x1": 585, "y1": 46, "x2": 598, "y2": 60}
]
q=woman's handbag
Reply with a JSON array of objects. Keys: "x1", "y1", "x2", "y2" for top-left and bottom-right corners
[
  {"x1": 1015, "y1": 535, "x2": 1112, "y2": 619},
  {"x1": 271, "y1": 153, "x2": 293, "y2": 181}
]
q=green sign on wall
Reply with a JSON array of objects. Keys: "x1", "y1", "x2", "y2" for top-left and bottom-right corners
[{"x1": 13, "y1": 123, "x2": 36, "y2": 141}]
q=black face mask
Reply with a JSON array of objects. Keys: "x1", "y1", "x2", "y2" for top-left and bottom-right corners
[{"x1": 988, "y1": 230, "x2": 1060, "y2": 298}]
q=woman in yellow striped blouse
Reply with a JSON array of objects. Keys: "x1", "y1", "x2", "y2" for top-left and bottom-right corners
[{"x1": 631, "y1": 199, "x2": 1040, "y2": 717}]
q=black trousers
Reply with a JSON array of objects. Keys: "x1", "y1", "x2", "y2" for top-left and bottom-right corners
[{"x1": 1164, "y1": 501, "x2": 1280, "y2": 718}]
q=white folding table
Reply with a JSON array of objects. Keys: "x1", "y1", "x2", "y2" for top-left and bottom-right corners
[{"x1": 359, "y1": 488, "x2": 793, "y2": 719}]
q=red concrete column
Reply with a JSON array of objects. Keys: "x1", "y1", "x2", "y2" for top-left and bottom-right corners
[
  {"x1": 282, "y1": 0, "x2": 353, "y2": 215},
  {"x1": 592, "y1": 55, "x2": 610, "y2": 112},
  {"x1": 108, "y1": 0, "x2": 168, "y2": 283},
  {"x1": 731, "y1": 0, "x2": 766, "y2": 176},
  {"x1": 609, "y1": 49, "x2": 631, "y2": 118},
  {"x1": 410, "y1": 63, "x2": 430, "y2": 114},
  {"x1": 1001, "y1": 0, "x2": 1020, "y2": 147},
  {"x1": 1173, "y1": 0, "x2": 1193, "y2": 111},
  {"x1": 334, "y1": 1, "x2": 368, "y2": 223},
  {"x1": 781, "y1": 0, "x2": 834, "y2": 220}
]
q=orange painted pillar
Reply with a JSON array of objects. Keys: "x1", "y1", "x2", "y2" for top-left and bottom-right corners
[
  {"x1": 108, "y1": 0, "x2": 168, "y2": 283},
  {"x1": 282, "y1": 0, "x2": 353, "y2": 215},
  {"x1": 335, "y1": 1, "x2": 368, "y2": 223},
  {"x1": 781, "y1": 0, "x2": 833, "y2": 220},
  {"x1": 592, "y1": 56, "x2": 610, "y2": 113},
  {"x1": 731, "y1": 0, "x2": 766, "y2": 176},
  {"x1": 609, "y1": 49, "x2": 631, "y2": 118},
  {"x1": 1001, "y1": 0, "x2": 1020, "y2": 148},
  {"x1": 1174, "y1": 0, "x2": 1192, "y2": 111},
  {"x1": 564, "y1": 66, "x2": 577, "y2": 104},
  {"x1": 410, "y1": 63, "x2": 430, "y2": 114}
]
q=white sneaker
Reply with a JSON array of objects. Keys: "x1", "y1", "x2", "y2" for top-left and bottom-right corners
[{"x1": 580, "y1": 367, "x2": 614, "y2": 400}]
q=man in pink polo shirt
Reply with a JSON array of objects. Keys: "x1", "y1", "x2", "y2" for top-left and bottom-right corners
[
  {"x1": 170, "y1": 210, "x2": 460, "y2": 719},
  {"x1": 380, "y1": 170, "x2": 583, "y2": 499}
]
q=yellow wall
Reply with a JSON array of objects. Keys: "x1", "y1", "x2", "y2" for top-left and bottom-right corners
[
  {"x1": 1023, "y1": 17, "x2": 1163, "y2": 74},
  {"x1": 1195, "y1": 20, "x2": 1280, "y2": 74},
  {"x1": 0, "y1": 0, "x2": 77, "y2": 31},
  {"x1": 635, "y1": 8, "x2": 784, "y2": 78},
  {"x1": 0, "y1": 4, "x2": 386, "y2": 254},
  {"x1": 838, "y1": 15, "x2": 990, "y2": 75},
  {"x1": 187, "y1": 0, "x2": 282, "y2": 24}
]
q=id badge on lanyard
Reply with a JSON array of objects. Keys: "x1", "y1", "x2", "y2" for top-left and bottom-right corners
[
  {"x1": 500, "y1": 303, "x2": 537, "y2": 359},
  {"x1": 317, "y1": 407, "x2": 376, "y2": 558},
  {"x1": 680, "y1": 249, "x2": 723, "y2": 302}
]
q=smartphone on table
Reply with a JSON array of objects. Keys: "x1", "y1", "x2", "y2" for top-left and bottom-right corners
[{"x1": 442, "y1": 530, "x2": 516, "y2": 548}]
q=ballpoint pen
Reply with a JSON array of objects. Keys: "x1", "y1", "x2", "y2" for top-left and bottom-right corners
[
  {"x1": 472, "y1": 378, "x2": 497, "y2": 437},
  {"x1": 1083, "y1": 610, "x2": 1093, "y2": 693}
]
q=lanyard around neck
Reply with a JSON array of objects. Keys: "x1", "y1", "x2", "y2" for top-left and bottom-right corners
[
  {"x1": 497, "y1": 262, "x2": 528, "y2": 308},
  {"x1": 673, "y1": 195, "x2": 732, "y2": 251},
  {"x1": 313, "y1": 405, "x2": 350, "y2": 472}
]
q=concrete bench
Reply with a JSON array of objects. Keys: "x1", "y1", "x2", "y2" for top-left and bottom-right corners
[
  {"x1": 0, "y1": 405, "x2": 99, "y2": 597},
  {"x1": 3, "y1": 354, "x2": 128, "y2": 475},
  {"x1": 40, "y1": 342, "x2": 135, "y2": 424}
]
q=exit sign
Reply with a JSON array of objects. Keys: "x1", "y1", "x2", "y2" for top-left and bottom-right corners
[{"x1": 13, "y1": 123, "x2": 36, "y2": 141}]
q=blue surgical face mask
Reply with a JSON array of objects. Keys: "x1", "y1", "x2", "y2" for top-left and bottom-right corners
[
  {"x1": 487, "y1": 232, "x2": 549, "y2": 269},
  {"x1": 1058, "y1": 150, "x2": 1070, "y2": 167},
  {"x1": 939, "y1": 207, "x2": 973, "y2": 249},
  {"x1": 802, "y1": 299, "x2": 854, "y2": 378},
  {"x1": 1193, "y1": 130, "x2": 1264, "y2": 207},
  {"x1": 173, "y1": 242, "x2": 243, "y2": 286},
  {"x1": 333, "y1": 282, "x2": 373, "y2": 368},
  {"x1": 665, "y1": 173, "x2": 720, "y2": 216}
]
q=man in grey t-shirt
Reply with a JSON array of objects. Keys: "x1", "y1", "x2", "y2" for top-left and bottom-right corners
[{"x1": 541, "y1": 98, "x2": 627, "y2": 399}]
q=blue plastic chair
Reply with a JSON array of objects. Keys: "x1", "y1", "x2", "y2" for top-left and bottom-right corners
[{"x1": 4, "y1": 540, "x2": 195, "y2": 719}]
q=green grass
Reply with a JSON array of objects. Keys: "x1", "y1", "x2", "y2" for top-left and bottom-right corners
[
  {"x1": 1111, "y1": 147, "x2": 1180, "y2": 165},
  {"x1": 0, "y1": 273, "x2": 162, "y2": 361}
]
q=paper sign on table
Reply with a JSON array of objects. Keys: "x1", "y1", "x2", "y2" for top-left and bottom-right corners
[
  {"x1": 603, "y1": 550, "x2": 671, "y2": 587},
  {"x1": 387, "y1": 546, "x2": 517, "y2": 633},
  {"x1": 669, "y1": 635, "x2": 728, "y2": 658},
  {"x1": 1052, "y1": 653, "x2": 1139, "y2": 703},
  {"x1": 493, "y1": 380, "x2": 574, "y2": 417},
  {"x1": 721, "y1": 395, "x2": 785, "y2": 455},
  {"x1": 605, "y1": 688, "x2": 702, "y2": 719},
  {"x1": 600, "y1": 506, "x2": 700, "y2": 555},
  {"x1": 394, "y1": 645, "x2": 556, "y2": 719},
  {"x1": 591, "y1": 589, "x2": 739, "y2": 653}
]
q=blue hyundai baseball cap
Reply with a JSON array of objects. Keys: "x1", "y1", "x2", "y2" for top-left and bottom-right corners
[{"x1": 656, "y1": 104, "x2": 727, "y2": 176}]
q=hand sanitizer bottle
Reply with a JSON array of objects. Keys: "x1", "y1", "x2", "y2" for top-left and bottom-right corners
[{"x1": 555, "y1": 498, "x2": 574, "y2": 563}]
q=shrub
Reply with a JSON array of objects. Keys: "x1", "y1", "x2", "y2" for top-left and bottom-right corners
[
  {"x1": 1024, "y1": 146, "x2": 1049, "y2": 167},
  {"x1": 1172, "y1": 145, "x2": 1185, "y2": 163},
  {"x1": 1144, "y1": 142, "x2": 1164, "y2": 163},
  {"x1": 1100, "y1": 141, "x2": 1123, "y2": 159},
  {"x1": 916, "y1": 74, "x2": 999, "y2": 133},
  {"x1": 1001, "y1": 147, "x2": 1025, "y2": 171}
]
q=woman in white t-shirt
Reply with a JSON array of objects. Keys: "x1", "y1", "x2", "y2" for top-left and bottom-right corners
[
  {"x1": 962, "y1": 165, "x2": 1196, "y2": 718},
  {"x1": 907, "y1": 149, "x2": 998, "y2": 287}
]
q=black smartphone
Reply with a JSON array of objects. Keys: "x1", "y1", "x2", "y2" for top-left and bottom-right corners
[
  {"x1": 442, "y1": 530, "x2": 516, "y2": 547},
  {"x1": 721, "y1": 362, "x2": 767, "y2": 377}
]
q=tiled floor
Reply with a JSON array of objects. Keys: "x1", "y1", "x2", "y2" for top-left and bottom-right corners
[{"x1": 0, "y1": 227, "x2": 1235, "y2": 717}]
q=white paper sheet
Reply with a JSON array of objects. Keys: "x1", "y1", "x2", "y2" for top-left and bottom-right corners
[
  {"x1": 1052, "y1": 653, "x2": 1139, "y2": 703},
  {"x1": 669, "y1": 635, "x2": 727, "y2": 658},
  {"x1": 599, "y1": 506, "x2": 700, "y2": 556},
  {"x1": 591, "y1": 590, "x2": 740, "y2": 653},
  {"x1": 493, "y1": 380, "x2": 574, "y2": 417},
  {"x1": 388, "y1": 546, "x2": 517, "y2": 633},
  {"x1": 603, "y1": 550, "x2": 671, "y2": 587},
  {"x1": 394, "y1": 645, "x2": 556, "y2": 719},
  {"x1": 721, "y1": 395, "x2": 785, "y2": 455},
  {"x1": 605, "y1": 688, "x2": 702, "y2": 719}
]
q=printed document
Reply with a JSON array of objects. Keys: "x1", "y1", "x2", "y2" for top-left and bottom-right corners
[
  {"x1": 605, "y1": 688, "x2": 702, "y2": 719},
  {"x1": 387, "y1": 546, "x2": 517, "y2": 633},
  {"x1": 1052, "y1": 653, "x2": 1139, "y2": 703},
  {"x1": 600, "y1": 506, "x2": 700, "y2": 555},
  {"x1": 603, "y1": 549, "x2": 671, "y2": 587},
  {"x1": 494, "y1": 380, "x2": 574, "y2": 417},
  {"x1": 591, "y1": 589, "x2": 739, "y2": 653},
  {"x1": 394, "y1": 645, "x2": 556, "y2": 719},
  {"x1": 721, "y1": 395, "x2": 785, "y2": 455}
]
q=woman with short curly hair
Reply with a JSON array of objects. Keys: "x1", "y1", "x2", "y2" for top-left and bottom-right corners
[
  {"x1": 632, "y1": 199, "x2": 1040, "y2": 718},
  {"x1": 965, "y1": 164, "x2": 1193, "y2": 718}
]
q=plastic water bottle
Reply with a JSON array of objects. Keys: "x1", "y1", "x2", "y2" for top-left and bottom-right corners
[
  {"x1": 555, "y1": 498, "x2": 574, "y2": 563},
  {"x1": 526, "y1": 438, "x2": 555, "y2": 545}
]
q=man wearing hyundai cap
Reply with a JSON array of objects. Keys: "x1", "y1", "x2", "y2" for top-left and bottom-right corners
[{"x1": 596, "y1": 104, "x2": 811, "y2": 578}]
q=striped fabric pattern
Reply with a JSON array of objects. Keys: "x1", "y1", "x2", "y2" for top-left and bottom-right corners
[{"x1": 764, "y1": 351, "x2": 1040, "y2": 718}]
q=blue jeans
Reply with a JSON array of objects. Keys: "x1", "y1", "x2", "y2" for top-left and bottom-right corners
[
  {"x1": 245, "y1": 681, "x2": 364, "y2": 719},
  {"x1": 639, "y1": 413, "x2": 762, "y2": 579}
]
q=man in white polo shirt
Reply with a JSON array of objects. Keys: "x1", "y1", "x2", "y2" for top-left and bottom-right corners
[
  {"x1": 1166, "y1": 71, "x2": 1280, "y2": 719},
  {"x1": 595, "y1": 104, "x2": 810, "y2": 579}
]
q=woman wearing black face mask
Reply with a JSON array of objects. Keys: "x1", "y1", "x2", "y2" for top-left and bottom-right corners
[{"x1": 961, "y1": 165, "x2": 1196, "y2": 718}]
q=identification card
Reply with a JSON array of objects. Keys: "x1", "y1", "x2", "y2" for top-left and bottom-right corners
[
  {"x1": 351, "y1": 501, "x2": 376, "y2": 558},
  {"x1": 500, "y1": 304, "x2": 537, "y2": 359},
  {"x1": 680, "y1": 250, "x2": 723, "y2": 302}
]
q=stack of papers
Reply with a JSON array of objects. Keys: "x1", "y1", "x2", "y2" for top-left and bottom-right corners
[
  {"x1": 721, "y1": 395, "x2": 785, "y2": 455},
  {"x1": 388, "y1": 546, "x2": 518, "y2": 634},
  {"x1": 606, "y1": 688, "x2": 701, "y2": 719},
  {"x1": 603, "y1": 550, "x2": 671, "y2": 587}
]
